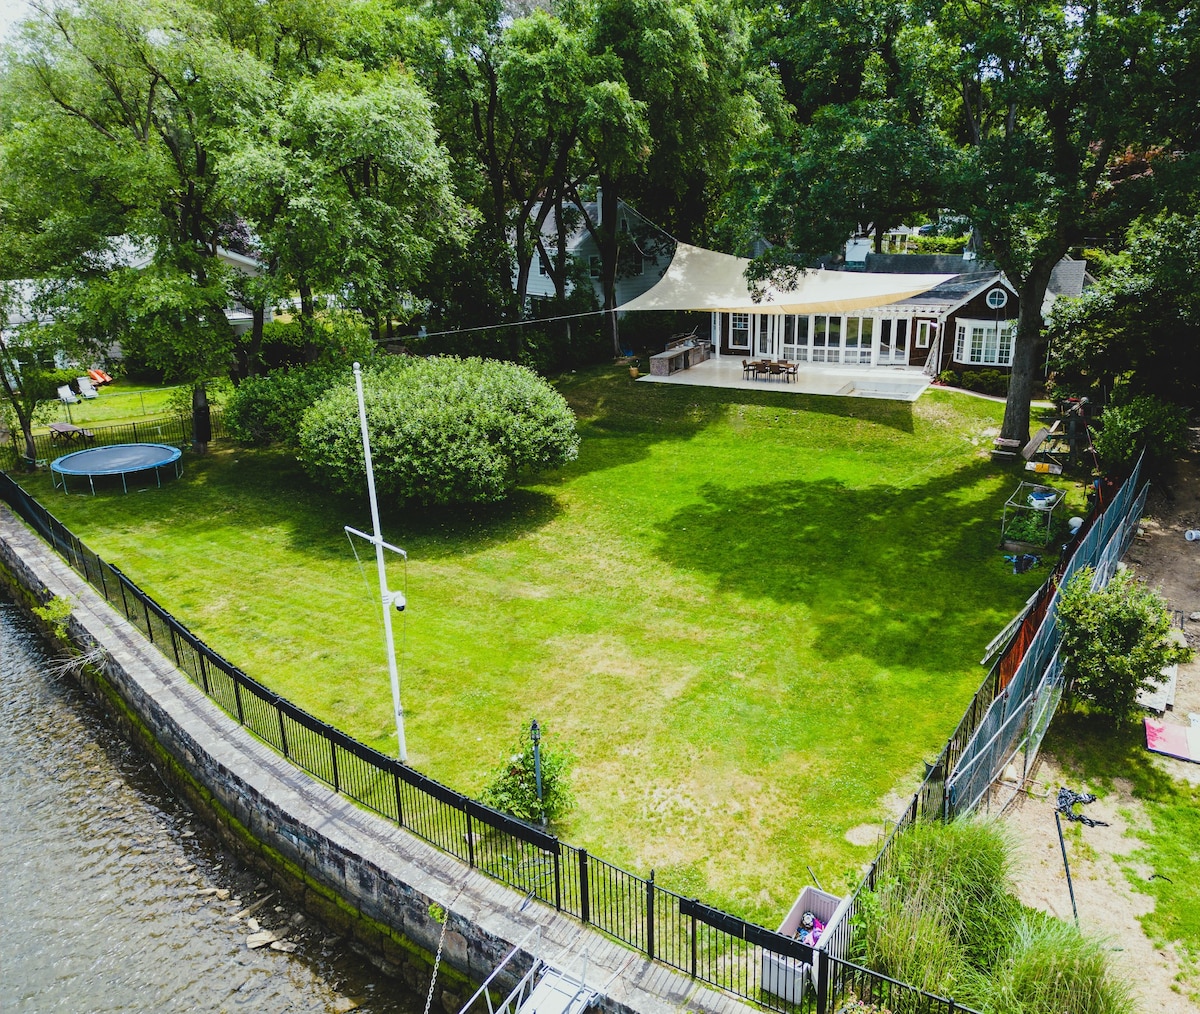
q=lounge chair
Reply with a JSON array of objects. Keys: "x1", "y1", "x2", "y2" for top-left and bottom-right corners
[
  {"x1": 76, "y1": 376, "x2": 99, "y2": 399},
  {"x1": 57, "y1": 384, "x2": 78, "y2": 404},
  {"x1": 88, "y1": 368, "x2": 114, "y2": 386}
]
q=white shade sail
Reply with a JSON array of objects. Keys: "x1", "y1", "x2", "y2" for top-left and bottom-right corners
[{"x1": 617, "y1": 242, "x2": 954, "y2": 315}]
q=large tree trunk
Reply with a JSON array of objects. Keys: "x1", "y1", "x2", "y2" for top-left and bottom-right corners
[
  {"x1": 1000, "y1": 262, "x2": 1056, "y2": 444},
  {"x1": 599, "y1": 175, "x2": 621, "y2": 356},
  {"x1": 192, "y1": 383, "x2": 212, "y2": 455}
]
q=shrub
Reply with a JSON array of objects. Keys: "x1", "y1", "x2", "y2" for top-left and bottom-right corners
[
  {"x1": 225, "y1": 365, "x2": 340, "y2": 447},
  {"x1": 298, "y1": 356, "x2": 580, "y2": 505},
  {"x1": 859, "y1": 820, "x2": 1019, "y2": 996},
  {"x1": 984, "y1": 915, "x2": 1135, "y2": 1014},
  {"x1": 1092, "y1": 394, "x2": 1189, "y2": 472},
  {"x1": 480, "y1": 722, "x2": 575, "y2": 825},
  {"x1": 1003, "y1": 512, "x2": 1054, "y2": 546},
  {"x1": 1057, "y1": 567, "x2": 1193, "y2": 723},
  {"x1": 959, "y1": 369, "x2": 1009, "y2": 397}
]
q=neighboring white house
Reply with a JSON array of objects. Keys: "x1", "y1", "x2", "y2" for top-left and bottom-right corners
[{"x1": 517, "y1": 195, "x2": 673, "y2": 309}]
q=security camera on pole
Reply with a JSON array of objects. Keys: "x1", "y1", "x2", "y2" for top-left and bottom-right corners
[{"x1": 344, "y1": 362, "x2": 409, "y2": 763}]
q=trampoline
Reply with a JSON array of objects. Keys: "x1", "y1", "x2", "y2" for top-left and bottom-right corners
[{"x1": 51, "y1": 443, "x2": 183, "y2": 495}]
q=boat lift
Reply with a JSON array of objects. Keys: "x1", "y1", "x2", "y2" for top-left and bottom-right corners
[{"x1": 457, "y1": 927, "x2": 603, "y2": 1014}]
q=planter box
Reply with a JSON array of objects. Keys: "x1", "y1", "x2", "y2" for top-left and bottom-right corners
[
  {"x1": 1001, "y1": 539, "x2": 1049, "y2": 554},
  {"x1": 760, "y1": 886, "x2": 843, "y2": 1003}
]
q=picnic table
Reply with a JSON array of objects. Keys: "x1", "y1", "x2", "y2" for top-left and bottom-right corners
[{"x1": 49, "y1": 422, "x2": 95, "y2": 443}]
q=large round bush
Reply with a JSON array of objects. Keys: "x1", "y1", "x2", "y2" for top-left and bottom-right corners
[
  {"x1": 298, "y1": 357, "x2": 580, "y2": 504},
  {"x1": 225, "y1": 365, "x2": 342, "y2": 447}
]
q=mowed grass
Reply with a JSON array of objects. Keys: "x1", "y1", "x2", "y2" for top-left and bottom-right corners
[
  {"x1": 17, "y1": 367, "x2": 1056, "y2": 924},
  {"x1": 39, "y1": 379, "x2": 189, "y2": 428}
]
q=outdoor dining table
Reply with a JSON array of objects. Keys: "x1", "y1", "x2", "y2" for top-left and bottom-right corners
[
  {"x1": 48, "y1": 421, "x2": 95, "y2": 442},
  {"x1": 746, "y1": 359, "x2": 797, "y2": 382}
]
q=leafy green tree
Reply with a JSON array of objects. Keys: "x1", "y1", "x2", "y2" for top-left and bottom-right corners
[
  {"x1": 225, "y1": 64, "x2": 464, "y2": 342},
  {"x1": 0, "y1": 292, "x2": 78, "y2": 465},
  {"x1": 0, "y1": 0, "x2": 271, "y2": 450},
  {"x1": 739, "y1": 0, "x2": 1197, "y2": 443},
  {"x1": 297, "y1": 357, "x2": 580, "y2": 505},
  {"x1": 1048, "y1": 214, "x2": 1200, "y2": 408},
  {"x1": 1058, "y1": 568, "x2": 1192, "y2": 724},
  {"x1": 1091, "y1": 396, "x2": 1191, "y2": 475}
]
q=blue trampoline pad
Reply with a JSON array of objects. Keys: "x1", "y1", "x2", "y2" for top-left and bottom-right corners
[{"x1": 51, "y1": 443, "x2": 183, "y2": 494}]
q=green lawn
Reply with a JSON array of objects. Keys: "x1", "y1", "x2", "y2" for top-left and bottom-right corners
[
  {"x1": 38, "y1": 379, "x2": 190, "y2": 429},
  {"x1": 16, "y1": 367, "x2": 1064, "y2": 925}
]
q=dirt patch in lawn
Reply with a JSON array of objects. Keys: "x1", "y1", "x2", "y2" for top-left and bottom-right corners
[{"x1": 1001, "y1": 442, "x2": 1200, "y2": 1013}]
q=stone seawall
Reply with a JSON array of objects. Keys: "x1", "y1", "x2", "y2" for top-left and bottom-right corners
[{"x1": 0, "y1": 504, "x2": 750, "y2": 1014}]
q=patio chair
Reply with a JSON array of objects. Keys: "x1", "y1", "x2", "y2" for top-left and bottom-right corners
[
  {"x1": 753, "y1": 361, "x2": 771, "y2": 380},
  {"x1": 742, "y1": 359, "x2": 753, "y2": 380},
  {"x1": 785, "y1": 361, "x2": 798, "y2": 382},
  {"x1": 768, "y1": 361, "x2": 787, "y2": 380},
  {"x1": 76, "y1": 376, "x2": 99, "y2": 399},
  {"x1": 57, "y1": 384, "x2": 78, "y2": 404}
]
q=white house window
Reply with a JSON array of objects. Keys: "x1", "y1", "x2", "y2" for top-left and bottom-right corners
[
  {"x1": 955, "y1": 319, "x2": 1015, "y2": 366},
  {"x1": 915, "y1": 320, "x2": 934, "y2": 348},
  {"x1": 537, "y1": 255, "x2": 549, "y2": 276},
  {"x1": 731, "y1": 313, "x2": 750, "y2": 348},
  {"x1": 986, "y1": 288, "x2": 1009, "y2": 310}
]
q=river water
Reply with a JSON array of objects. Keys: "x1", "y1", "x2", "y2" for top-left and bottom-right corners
[{"x1": 0, "y1": 594, "x2": 426, "y2": 1014}]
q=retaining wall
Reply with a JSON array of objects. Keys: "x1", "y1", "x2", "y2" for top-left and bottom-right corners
[{"x1": 0, "y1": 504, "x2": 749, "y2": 1014}]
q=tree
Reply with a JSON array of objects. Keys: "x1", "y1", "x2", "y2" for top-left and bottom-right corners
[
  {"x1": 0, "y1": 288, "x2": 77, "y2": 465},
  {"x1": 0, "y1": 0, "x2": 271, "y2": 450},
  {"x1": 1057, "y1": 568, "x2": 1192, "y2": 724},
  {"x1": 225, "y1": 64, "x2": 464, "y2": 342},
  {"x1": 1047, "y1": 214, "x2": 1200, "y2": 408},
  {"x1": 739, "y1": 0, "x2": 1196, "y2": 442}
]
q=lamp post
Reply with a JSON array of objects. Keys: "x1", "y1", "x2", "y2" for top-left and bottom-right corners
[{"x1": 530, "y1": 719, "x2": 544, "y2": 825}]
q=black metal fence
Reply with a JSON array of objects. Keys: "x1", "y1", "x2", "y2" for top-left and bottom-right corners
[{"x1": 2, "y1": 410, "x2": 226, "y2": 470}]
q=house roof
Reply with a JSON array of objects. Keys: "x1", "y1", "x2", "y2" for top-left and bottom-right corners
[{"x1": 616, "y1": 243, "x2": 954, "y2": 315}]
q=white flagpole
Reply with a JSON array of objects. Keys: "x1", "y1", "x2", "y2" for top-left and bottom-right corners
[{"x1": 351, "y1": 362, "x2": 407, "y2": 762}]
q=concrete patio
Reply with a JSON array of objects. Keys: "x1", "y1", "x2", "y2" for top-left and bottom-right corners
[{"x1": 636, "y1": 356, "x2": 932, "y2": 401}]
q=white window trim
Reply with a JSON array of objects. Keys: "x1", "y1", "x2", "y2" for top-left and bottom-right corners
[
  {"x1": 954, "y1": 318, "x2": 1016, "y2": 366},
  {"x1": 915, "y1": 320, "x2": 933, "y2": 348},
  {"x1": 986, "y1": 288, "x2": 1009, "y2": 309},
  {"x1": 730, "y1": 312, "x2": 751, "y2": 349}
]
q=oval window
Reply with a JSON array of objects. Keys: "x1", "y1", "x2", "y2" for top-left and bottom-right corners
[{"x1": 986, "y1": 288, "x2": 1009, "y2": 309}]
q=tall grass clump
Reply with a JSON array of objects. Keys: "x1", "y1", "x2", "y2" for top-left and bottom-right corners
[
  {"x1": 984, "y1": 915, "x2": 1135, "y2": 1014},
  {"x1": 856, "y1": 819, "x2": 1135, "y2": 1014}
]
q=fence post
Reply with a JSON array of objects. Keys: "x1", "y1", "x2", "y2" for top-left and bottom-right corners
[
  {"x1": 394, "y1": 771, "x2": 404, "y2": 827},
  {"x1": 646, "y1": 869, "x2": 655, "y2": 960},
  {"x1": 816, "y1": 947, "x2": 829, "y2": 1014},
  {"x1": 465, "y1": 809, "x2": 475, "y2": 868},
  {"x1": 198, "y1": 654, "x2": 210, "y2": 695},
  {"x1": 142, "y1": 598, "x2": 154, "y2": 643},
  {"x1": 553, "y1": 846, "x2": 562, "y2": 911},
  {"x1": 689, "y1": 909, "x2": 697, "y2": 979},
  {"x1": 277, "y1": 707, "x2": 288, "y2": 756},
  {"x1": 578, "y1": 848, "x2": 590, "y2": 924},
  {"x1": 233, "y1": 677, "x2": 245, "y2": 725},
  {"x1": 330, "y1": 737, "x2": 340, "y2": 792},
  {"x1": 168, "y1": 625, "x2": 182, "y2": 668}
]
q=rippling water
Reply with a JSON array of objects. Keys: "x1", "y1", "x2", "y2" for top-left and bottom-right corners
[{"x1": 0, "y1": 594, "x2": 425, "y2": 1014}]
